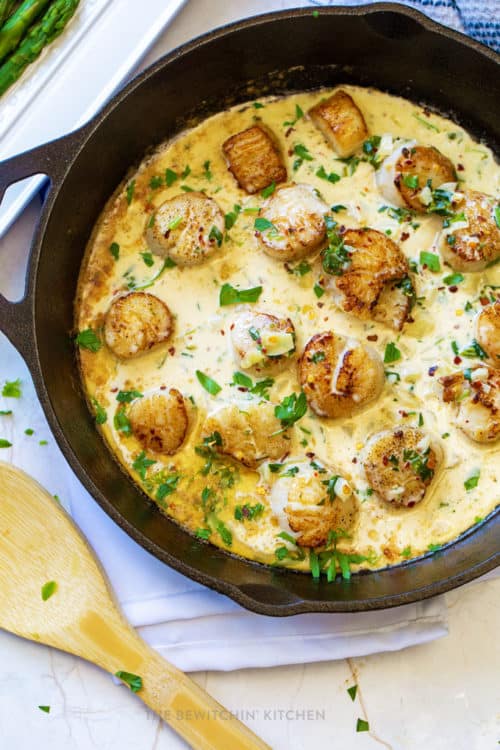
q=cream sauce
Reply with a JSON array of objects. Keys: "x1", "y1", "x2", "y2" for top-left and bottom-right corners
[{"x1": 76, "y1": 86, "x2": 500, "y2": 574}]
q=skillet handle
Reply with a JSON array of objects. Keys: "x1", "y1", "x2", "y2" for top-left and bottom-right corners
[{"x1": 0, "y1": 132, "x2": 82, "y2": 363}]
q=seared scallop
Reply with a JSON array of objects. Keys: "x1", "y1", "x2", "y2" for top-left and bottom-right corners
[
  {"x1": 363, "y1": 427, "x2": 442, "y2": 507},
  {"x1": 438, "y1": 190, "x2": 500, "y2": 271},
  {"x1": 476, "y1": 302, "x2": 500, "y2": 367},
  {"x1": 324, "y1": 227, "x2": 414, "y2": 330},
  {"x1": 440, "y1": 366, "x2": 500, "y2": 443},
  {"x1": 269, "y1": 461, "x2": 358, "y2": 547},
  {"x1": 129, "y1": 389, "x2": 188, "y2": 455},
  {"x1": 377, "y1": 144, "x2": 456, "y2": 211},
  {"x1": 299, "y1": 331, "x2": 384, "y2": 418},
  {"x1": 104, "y1": 292, "x2": 173, "y2": 359},
  {"x1": 308, "y1": 89, "x2": 368, "y2": 158},
  {"x1": 257, "y1": 182, "x2": 328, "y2": 262},
  {"x1": 222, "y1": 124, "x2": 287, "y2": 194},
  {"x1": 146, "y1": 192, "x2": 224, "y2": 266},
  {"x1": 230, "y1": 310, "x2": 296, "y2": 372},
  {"x1": 202, "y1": 400, "x2": 290, "y2": 468}
]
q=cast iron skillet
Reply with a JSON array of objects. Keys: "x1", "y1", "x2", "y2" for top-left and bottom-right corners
[{"x1": 0, "y1": 4, "x2": 498, "y2": 615}]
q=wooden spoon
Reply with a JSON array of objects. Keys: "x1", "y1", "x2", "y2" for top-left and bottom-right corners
[{"x1": 0, "y1": 461, "x2": 270, "y2": 749}]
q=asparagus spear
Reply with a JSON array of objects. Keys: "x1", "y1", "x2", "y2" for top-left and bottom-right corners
[
  {"x1": 0, "y1": 0, "x2": 52, "y2": 64},
  {"x1": 0, "y1": 1, "x2": 18, "y2": 26},
  {"x1": 0, "y1": 0, "x2": 79, "y2": 96}
]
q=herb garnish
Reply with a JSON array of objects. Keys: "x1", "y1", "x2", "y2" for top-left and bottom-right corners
[
  {"x1": 116, "y1": 390, "x2": 143, "y2": 403},
  {"x1": 132, "y1": 451, "x2": 156, "y2": 480},
  {"x1": 356, "y1": 718, "x2": 370, "y2": 732},
  {"x1": 231, "y1": 372, "x2": 274, "y2": 400},
  {"x1": 384, "y1": 342, "x2": 401, "y2": 364},
  {"x1": 41, "y1": 581, "x2": 57, "y2": 601},
  {"x1": 2, "y1": 379, "x2": 21, "y2": 398},
  {"x1": 464, "y1": 470, "x2": 480, "y2": 491},
  {"x1": 316, "y1": 165, "x2": 340, "y2": 184},
  {"x1": 75, "y1": 329, "x2": 102, "y2": 353},
  {"x1": 322, "y1": 216, "x2": 350, "y2": 276},
  {"x1": 91, "y1": 397, "x2": 107, "y2": 424},
  {"x1": 419, "y1": 251, "x2": 441, "y2": 272},
  {"x1": 114, "y1": 408, "x2": 132, "y2": 435},
  {"x1": 261, "y1": 181, "x2": 276, "y2": 198},
  {"x1": 115, "y1": 671, "x2": 143, "y2": 693},
  {"x1": 109, "y1": 242, "x2": 120, "y2": 260},
  {"x1": 219, "y1": 283, "x2": 262, "y2": 306},
  {"x1": 235, "y1": 503, "x2": 265, "y2": 521},
  {"x1": 274, "y1": 391, "x2": 307, "y2": 428},
  {"x1": 347, "y1": 685, "x2": 358, "y2": 701},
  {"x1": 283, "y1": 104, "x2": 304, "y2": 127},
  {"x1": 196, "y1": 370, "x2": 222, "y2": 396},
  {"x1": 125, "y1": 180, "x2": 135, "y2": 205}
]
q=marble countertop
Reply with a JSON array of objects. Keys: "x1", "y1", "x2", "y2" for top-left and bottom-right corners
[{"x1": 0, "y1": 1, "x2": 498, "y2": 747}]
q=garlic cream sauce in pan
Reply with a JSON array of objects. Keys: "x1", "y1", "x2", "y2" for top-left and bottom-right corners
[{"x1": 76, "y1": 85, "x2": 500, "y2": 577}]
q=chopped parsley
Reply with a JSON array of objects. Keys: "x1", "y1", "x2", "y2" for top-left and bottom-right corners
[
  {"x1": 140, "y1": 251, "x2": 155, "y2": 267},
  {"x1": 316, "y1": 165, "x2": 340, "y2": 184},
  {"x1": 261, "y1": 181, "x2": 276, "y2": 198},
  {"x1": 322, "y1": 216, "x2": 350, "y2": 276},
  {"x1": 219, "y1": 283, "x2": 262, "y2": 306},
  {"x1": 311, "y1": 351, "x2": 326, "y2": 364},
  {"x1": 157, "y1": 474, "x2": 180, "y2": 501},
  {"x1": 231, "y1": 372, "x2": 274, "y2": 400},
  {"x1": 401, "y1": 546, "x2": 412, "y2": 558},
  {"x1": 419, "y1": 251, "x2": 441, "y2": 272},
  {"x1": 113, "y1": 408, "x2": 132, "y2": 435},
  {"x1": 0, "y1": 439, "x2": 12, "y2": 448},
  {"x1": 293, "y1": 143, "x2": 313, "y2": 164},
  {"x1": 165, "y1": 168, "x2": 178, "y2": 186},
  {"x1": 91, "y1": 398, "x2": 107, "y2": 424},
  {"x1": 196, "y1": 370, "x2": 222, "y2": 396},
  {"x1": 203, "y1": 160, "x2": 212, "y2": 181},
  {"x1": 116, "y1": 390, "x2": 143, "y2": 403},
  {"x1": 403, "y1": 174, "x2": 419, "y2": 189},
  {"x1": 115, "y1": 671, "x2": 143, "y2": 693},
  {"x1": 196, "y1": 527, "x2": 211, "y2": 540},
  {"x1": 234, "y1": 503, "x2": 265, "y2": 521},
  {"x1": 313, "y1": 283, "x2": 325, "y2": 298},
  {"x1": 384, "y1": 342, "x2": 401, "y2": 364},
  {"x1": 283, "y1": 104, "x2": 304, "y2": 127},
  {"x1": 109, "y1": 242, "x2": 120, "y2": 260},
  {"x1": 2, "y1": 379, "x2": 22, "y2": 398},
  {"x1": 224, "y1": 204, "x2": 242, "y2": 230},
  {"x1": 274, "y1": 391, "x2": 307, "y2": 428},
  {"x1": 149, "y1": 175, "x2": 163, "y2": 189},
  {"x1": 290, "y1": 260, "x2": 311, "y2": 277},
  {"x1": 41, "y1": 581, "x2": 57, "y2": 601},
  {"x1": 125, "y1": 180, "x2": 135, "y2": 204},
  {"x1": 464, "y1": 470, "x2": 480, "y2": 491},
  {"x1": 254, "y1": 217, "x2": 277, "y2": 233},
  {"x1": 443, "y1": 272, "x2": 464, "y2": 286},
  {"x1": 460, "y1": 339, "x2": 488, "y2": 359},
  {"x1": 0, "y1": 410, "x2": 12, "y2": 416},
  {"x1": 347, "y1": 685, "x2": 358, "y2": 701},
  {"x1": 494, "y1": 205, "x2": 500, "y2": 229},
  {"x1": 38, "y1": 706, "x2": 50, "y2": 713},
  {"x1": 209, "y1": 225, "x2": 223, "y2": 247},
  {"x1": 75, "y1": 329, "x2": 102, "y2": 353},
  {"x1": 403, "y1": 448, "x2": 434, "y2": 481},
  {"x1": 362, "y1": 135, "x2": 382, "y2": 168},
  {"x1": 356, "y1": 718, "x2": 370, "y2": 732},
  {"x1": 132, "y1": 451, "x2": 156, "y2": 480}
]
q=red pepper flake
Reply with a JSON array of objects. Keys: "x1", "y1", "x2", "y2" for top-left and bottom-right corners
[
  {"x1": 168, "y1": 346, "x2": 176, "y2": 356},
  {"x1": 110, "y1": 387, "x2": 118, "y2": 393},
  {"x1": 306, "y1": 451, "x2": 315, "y2": 459},
  {"x1": 448, "y1": 285, "x2": 458, "y2": 293},
  {"x1": 352, "y1": 457, "x2": 358, "y2": 464},
  {"x1": 317, "y1": 302, "x2": 324, "y2": 308},
  {"x1": 457, "y1": 163, "x2": 464, "y2": 172},
  {"x1": 480, "y1": 297, "x2": 490, "y2": 306},
  {"x1": 285, "y1": 127, "x2": 294, "y2": 138},
  {"x1": 220, "y1": 329, "x2": 225, "y2": 336},
  {"x1": 400, "y1": 232, "x2": 410, "y2": 242},
  {"x1": 454, "y1": 356, "x2": 462, "y2": 365},
  {"x1": 367, "y1": 334, "x2": 378, "y2": 342},
  {"x1": 160, "y1": 385, "x2": 167, "y2": 390}
]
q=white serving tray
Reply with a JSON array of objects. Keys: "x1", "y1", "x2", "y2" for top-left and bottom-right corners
[{"x1": 0, "y1": 0, "x2": 187, "y2": 237}]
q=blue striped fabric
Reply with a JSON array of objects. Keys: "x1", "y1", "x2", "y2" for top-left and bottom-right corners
[{"x1": 309, "y1": 0, "x2": 500, "y2": 53}]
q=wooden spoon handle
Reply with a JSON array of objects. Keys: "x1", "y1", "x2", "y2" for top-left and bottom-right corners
[
  {"x1": 78, "y1": 610, "x2": 270, "y2": 750},
  {"x1": 138, "y1": 647, "x2": 271, "y2": 750}
]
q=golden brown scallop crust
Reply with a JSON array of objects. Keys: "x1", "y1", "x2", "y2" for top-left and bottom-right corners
[
  {"x1": 440, "y1": 190, "x2": 500, "y2": 272},
  {"x1": 395, "y1": 145, "x2": 456, "y2": 210},
  {"x1": 257, "y1": 182, "x2": 328, "y2": 262},
  {"x1": 146, "y1": 192, "x2": 224, "y2": 266},
  {"x1": 329, "y1": 228, "x2": 412, "y2": 330},
  {"x1": 104, "y1": 292, "x2": 173, "y2": 359},
  {"x1": 363, "y1": 427, "x2": 442, "y2": 507},
  {"x1": 202, "y1": 401, "x2": 290, "y2": 468},
  {"x1": 440, "y1": 366, "x2": 500, "y2": 443},
  {"x1": 222, "y1": 124, "x2": 287, "y2": 194},
  {"x1": 308, "y1": 89, "x2": 368, "y2": 158},
  {"x1": 129, "y1": 389, "x2": 189, "y2": 455},
  {"x1": 299, "y1": 331, "x2": 384, "y2": 418}
]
